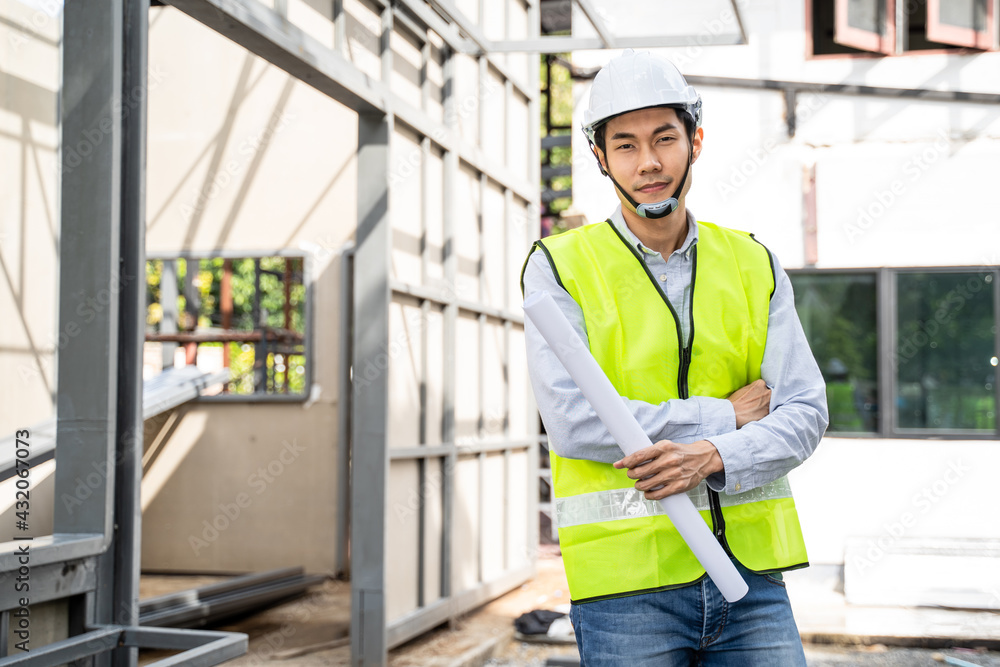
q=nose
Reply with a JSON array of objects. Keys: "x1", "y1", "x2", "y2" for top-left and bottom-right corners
[{"x1": 637, "y1": 143, "x2": 661, "y2": 174}]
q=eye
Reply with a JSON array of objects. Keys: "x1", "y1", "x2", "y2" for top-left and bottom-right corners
[
  {"x1": 658, "y1": 135, "x2": 676, "y2": 143},
  {"x1": 615, "y1": 143, "x2": 634, "y2": 150}
]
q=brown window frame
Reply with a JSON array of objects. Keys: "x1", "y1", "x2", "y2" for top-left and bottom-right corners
[
  {"x1": 834, "y1": 0, "x2": 896, "y2": 54},
  {"x1": 926, "y1": 0, "x2": 995, "y2": 49}
]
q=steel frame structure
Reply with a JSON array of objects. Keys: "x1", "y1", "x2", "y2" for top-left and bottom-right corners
[
  {"x1": 1, "y1": 0, "x2": 762, "y2": 665},
  {"x1": 0, "y1": 2, "x2": 246, "y2": 666},
  {"x1": 0, "y1": 0, "x2": 542, "y2": 665}
]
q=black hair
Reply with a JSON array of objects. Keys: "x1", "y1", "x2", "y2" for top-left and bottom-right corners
[{"x1": 593, "y1": 106, "x2": 696, "y2": 160}]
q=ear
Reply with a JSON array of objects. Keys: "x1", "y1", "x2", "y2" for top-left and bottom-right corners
[
  {"x1": 691, "y1": 127, "x2": 704, "y2": 164},
  {"x1": 592, "y1": 145, "x2": 609, "y2": 176}
]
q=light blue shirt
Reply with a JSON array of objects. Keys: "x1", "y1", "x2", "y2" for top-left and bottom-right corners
[{"x1": 522, "y1": 205, "x2": 829, "y2": 495}]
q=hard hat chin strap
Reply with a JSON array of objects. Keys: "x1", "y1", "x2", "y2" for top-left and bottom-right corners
[{"x1": 596, "y1": 144, "x2": 693, "y2": 221}]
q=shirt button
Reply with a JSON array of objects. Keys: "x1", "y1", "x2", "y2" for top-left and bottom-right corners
[
  {"x1": 734, "y1": 482, "x2": 742, "y2": 492},
  {"x1": 658, "y1": 273, "x2": 667, "y2": 282}
]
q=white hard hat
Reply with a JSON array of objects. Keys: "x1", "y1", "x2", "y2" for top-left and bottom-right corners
[{"x1": 581, "y1": 49, "x2": 702, "y2": 144}]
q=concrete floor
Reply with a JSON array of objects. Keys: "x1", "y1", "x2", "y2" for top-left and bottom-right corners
[{"x1": 137, "y1": 550, "x2": 1000, "y2": 666}]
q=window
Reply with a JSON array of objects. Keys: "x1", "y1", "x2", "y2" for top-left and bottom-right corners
[
  {"x1": 809, "y1": 0, "x2": 996, "y2": 56},
  {"x1": 895, "y1": 272, "x2": 996, "y2": 432},
  {"x1": 789, "y1": 268, "x2": 999, "y2": 437},
  {"x1": 144, "y1": 255, "x2": 310, "y2": 399},
  {"x1": 791, "y1": 273, "x2": 879, "y2": 433}
]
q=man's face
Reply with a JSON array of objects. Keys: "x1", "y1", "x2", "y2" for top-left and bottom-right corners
[{"x1": 596, "y1": 106, "x2": 703, "y2": 209}]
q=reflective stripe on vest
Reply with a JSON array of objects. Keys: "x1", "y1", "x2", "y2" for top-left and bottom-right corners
[
  {"x1": 554, "y1": 478, "x2": 793, "y2": 529},
  {"x1": 526, "y1": 220, "x2": 809, "y2": 603}
]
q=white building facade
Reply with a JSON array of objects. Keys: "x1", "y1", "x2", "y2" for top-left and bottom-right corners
[{"x1": 572, "y1": 0, "x2": 1000, "y2": 609}]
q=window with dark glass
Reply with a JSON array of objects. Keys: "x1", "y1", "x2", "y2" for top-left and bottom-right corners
[
  {"x1": 895, "y1": 271, "x2": 996, "y2": 432},
  {"x1": 145, "y1": 256, "x2": 309, "y2": 398},
  {"x1": 789, "y1": 267, "x2": 1000, "y2": 438},
  {"x1": 790, "y1": 273, "x2": 879, "y2": 433}
]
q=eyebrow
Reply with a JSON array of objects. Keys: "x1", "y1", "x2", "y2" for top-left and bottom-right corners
[{"x1": 610, "y1": 123, "x2": 679, "y2": 141}]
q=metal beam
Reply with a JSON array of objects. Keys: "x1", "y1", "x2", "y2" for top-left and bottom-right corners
[
  {"x1": 487, "y1": 33, "x2": 746, "y2": 53},
  {"x1": 426, "y1": 0, "x2": 492, "y2": 53},
  {"x1": 0, "y1": 558, "x2": 97, "y2": 612},
  {"x1": 52, "y1": 0, "x2": 123, "y2": 557},
  {"x1": 0, "y1": 626, "x2": 247, "y2": 667},
  {"x1": 574, "y1": 0, "x2": 615, "y2": 48},
  {"x1": 164, "y1": 0, "x2": 387, "y2": 113},
  {"x1": 0, "y1": 628, "x2": 121, "y2": 667},
  {"x1": 389, "y1": 280, "x2": 524, "y2": 323},
  {"x1": 392, "y1": 0, "x2": 534, "y2": 99},
  {"x1": 385, "y1": 565, "x2": 534, "y2": 648},
  {"x1": 111, "y1": 5, "x2": 149, "y2": 664},
  {"x1": 351, "y1": 110, "x2": 392, "y2": 667},
  {"x1": 167, "y1": 0, "x2": 537, "y2": 203},
  {"x1": 728, "y1": 0, "x2": 749, "y2": 45},
  {"x1": 685, "y1": 74, "x2": 1000, "y2": 105},
  {"x1": 337, "y1": 245, "x2": 355, "y2": 577}
]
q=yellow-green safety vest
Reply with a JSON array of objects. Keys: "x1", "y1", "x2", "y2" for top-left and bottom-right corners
[{"x1": 523, "y1": 220, "x2": 808, "y2": 603}]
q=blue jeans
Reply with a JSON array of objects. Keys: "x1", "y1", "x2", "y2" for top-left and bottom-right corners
[{"x1": 569, "y1": 559, "x2": 807, "y2": 666}]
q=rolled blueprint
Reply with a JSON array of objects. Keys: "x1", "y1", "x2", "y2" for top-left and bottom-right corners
[{"x1": 523, "y1": 290, "x2": 749, "y2": 603}]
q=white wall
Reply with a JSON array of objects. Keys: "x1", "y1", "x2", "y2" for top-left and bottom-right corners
[{"x1": 572, "y1": 3, "x2": 1000, "y2": 270}]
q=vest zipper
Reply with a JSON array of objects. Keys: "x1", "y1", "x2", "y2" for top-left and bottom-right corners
[
  {"x1": 685, "y1": 248, "x2": 736, "y2": 558},
  {"x1": 605, "y1": 224, "x2": 734, "y2": 556}
]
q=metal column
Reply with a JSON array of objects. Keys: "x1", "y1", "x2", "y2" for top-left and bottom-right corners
[
  {"x1": 52, "y1": 0, "x2": 123, "y2": 557},
  {"x1": 109, "y1": 2, "x2": 149, "y2": 664},
  {"x1": 350, "y1": 110, "x2": 393, "y2": 667}
]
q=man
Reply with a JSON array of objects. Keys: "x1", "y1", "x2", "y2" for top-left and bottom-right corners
[{"x1": 521, "y1": 50, "x2": 828, "y2": 665}]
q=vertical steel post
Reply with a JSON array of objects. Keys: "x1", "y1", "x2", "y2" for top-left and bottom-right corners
[
  {"x1": 56, "y1": 0, "x2": 124, "y2": 653},
  {"x1": 351, "y1": 110, "x2": 392, "y2": 667},
  {"x1": 160, "y1": 260, "x2": 178, "y2": 369},
  {"x1": 525, "y1": 0, "x2": 542, "y2": 562},
  {"x1": 440, "y1": 44, "x2": 458, "y2": 606},
  {"x1": 109, "y1": 1, "x2": 149, "y2": 665},
  {"x1": 54, "y1": 0, "x2": 123, "y2": 569}
]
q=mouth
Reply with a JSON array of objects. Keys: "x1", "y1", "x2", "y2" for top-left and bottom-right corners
[{"x1": 636, "y1": 181, "x2": 670, "y2": 195}]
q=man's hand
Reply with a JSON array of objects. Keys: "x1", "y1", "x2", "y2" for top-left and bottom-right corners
[
  {"x1": 613, "y1": 440, "x2": 723, "y2": 501},
  {"x1": 728, "y1": 379, "x2": 771, "y2": 429}
]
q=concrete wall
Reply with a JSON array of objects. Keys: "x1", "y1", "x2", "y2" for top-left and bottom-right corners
[{"x1": 571, "y1": 2, "x2": 1000, "y2": 571}]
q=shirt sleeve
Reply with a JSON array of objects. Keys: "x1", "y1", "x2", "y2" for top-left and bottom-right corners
[
  {"x1": 522, "y1": 248, "x2": 738, "y2": 463},
  {"x1": 704, "y1": 252, "x2": 830, "y2": 495}
]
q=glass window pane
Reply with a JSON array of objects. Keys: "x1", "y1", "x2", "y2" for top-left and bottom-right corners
[
  {"x1": 833, "y1": 0, "x2": 893, "y2": 53},
  {"x1": 926, "y1": 0, "x2": 993, "y2": 49},
  {"x1": 895, "y1": 272, "x2": 996, "y2": 432},
  {"x1": 847, "y1": 0, "x2": 882, "y2": 32},
  {"x1": 790, "y1": 273, "x2": 879, "y2": 433}
]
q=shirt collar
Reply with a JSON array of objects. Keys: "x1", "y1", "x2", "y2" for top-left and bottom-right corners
[{"x1": 608, "y1": 204, "x2": 698, "y2": 259}]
